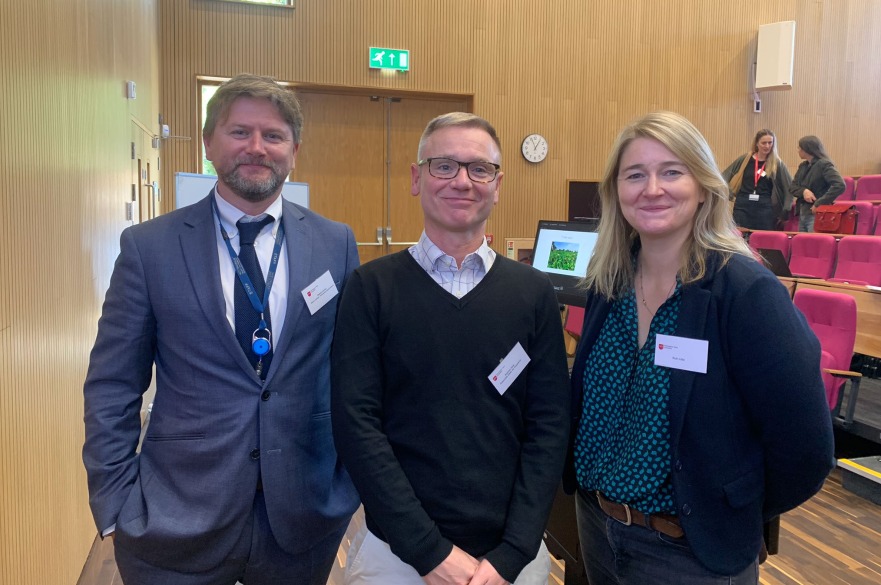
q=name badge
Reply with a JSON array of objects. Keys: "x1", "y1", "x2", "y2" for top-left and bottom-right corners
[
  {"x1": 654, "y1": 334, "x2": 708, "y2": 374},
  {"x1": 301, "y1": 270, "x2": 338, "y2": 315},
  {"x1": 749, "y1": 193, "x2": 760, "y2": 202},
  {"x1": 488, "y1": 342, "x2": 531, "y2": 395}
]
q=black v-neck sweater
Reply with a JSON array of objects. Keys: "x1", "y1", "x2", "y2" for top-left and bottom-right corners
[{"x1": 331, "y1": 251, "x2": 570, "y2": 581}]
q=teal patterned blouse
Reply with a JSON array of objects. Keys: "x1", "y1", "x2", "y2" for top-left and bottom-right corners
[{"x1": 573, "y1": 282, "x2": 682, "y2": 514}]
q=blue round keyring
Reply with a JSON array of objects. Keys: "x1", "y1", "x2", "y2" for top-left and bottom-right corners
[{"x1": 252, "y1": 328, "x2": 272, "y2": 356}]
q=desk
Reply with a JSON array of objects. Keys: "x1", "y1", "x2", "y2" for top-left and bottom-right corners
[
  {"x1": 742, "y1": 228, "x2": 881, "y2": 239},
  {"x1": 778, "y1": 276, "x2": 797, "y2": 298},
  {"x1": 791, "y1": 279, "x2": 881, "y2": 359}
]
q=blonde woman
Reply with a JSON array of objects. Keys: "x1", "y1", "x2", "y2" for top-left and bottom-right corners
[
  {"x1": 564, "y1": 112, "x2": 833, "y2": 584},
  {"x1": 722, "y1": 129, "x2": 792, "y2": 230}
]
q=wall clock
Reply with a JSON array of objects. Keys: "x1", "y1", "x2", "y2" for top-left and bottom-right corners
[{"x1": 521, "y1": 133, "x2": 548, "y2": 163}]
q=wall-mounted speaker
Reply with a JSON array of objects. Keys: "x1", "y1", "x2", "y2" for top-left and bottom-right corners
[{"x1": 755, "y1": 20, "x2": 796, "y2": 91}]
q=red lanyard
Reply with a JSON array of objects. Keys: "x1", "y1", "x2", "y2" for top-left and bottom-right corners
[{"x1": 754, "y1": 157, "x2": 766, "y2": 185}]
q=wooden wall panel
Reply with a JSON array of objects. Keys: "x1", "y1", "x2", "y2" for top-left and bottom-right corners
[
  {"x1": 0, "y1": 1, "x2": 160, "y2": 584},
  {"x1": 159, "y1": 0, "x2": 881, "y2": 249},
  {"x1": 0, "y1": 1, "x2": 874, "y2": 582}
]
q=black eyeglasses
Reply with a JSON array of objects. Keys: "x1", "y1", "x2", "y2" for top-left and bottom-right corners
[{"x1": 418, "y1": 158, "x2": 501, "y2": 183}]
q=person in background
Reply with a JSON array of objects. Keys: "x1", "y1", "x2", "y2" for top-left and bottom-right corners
[
  {"x1": 789, "y1": 135, "x2": 845, "y2": 232},
  {"x1": 83, "y1": 74, "x2": 360, "y2": 585},
  {"x1": 564, "y1": 111, "x2": 834, "y2": 585},
  {"x1": 332, "y1": 112, "x2": 570, "y2": 585},
  {"x1": 722, "y1": 129, "x2": 792, "y2": 230}
]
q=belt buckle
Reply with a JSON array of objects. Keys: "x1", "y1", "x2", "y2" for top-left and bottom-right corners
[
  {"x1": 597, "y1": 492, "x2": 632, "y2": 526},
  {"x1": 618, "y1": 502, "x2": 633, "y2": 526}
]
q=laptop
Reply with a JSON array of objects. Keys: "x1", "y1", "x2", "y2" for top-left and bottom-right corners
[
  {"x1": 757, "y1": 248, "x2": 819, "y2": 279},
  {"x1": 531, "y1": 219, "x2": 600, "y2": 307}
]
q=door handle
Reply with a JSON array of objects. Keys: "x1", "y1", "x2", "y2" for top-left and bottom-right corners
[
  {"x1": 385, "y1": 226, "x2": 418, "y2": 246},
  {"x1": 356, "y1": 227, "x2": 385, "y2": 247}
]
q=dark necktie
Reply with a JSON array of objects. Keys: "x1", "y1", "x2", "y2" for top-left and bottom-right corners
[{"x1": 234, "y1": 216, "x2": 274, "y2": 378}]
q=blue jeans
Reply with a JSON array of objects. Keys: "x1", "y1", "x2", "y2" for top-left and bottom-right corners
[
  {"x1": 798, "y1": 212, "x2": 815, "y2": 232},
  {"x1": 575, "y1": 490, "x2": 758, "y2": 585}
]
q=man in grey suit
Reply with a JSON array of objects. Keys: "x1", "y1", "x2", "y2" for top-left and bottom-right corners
[{"x1": 83, "y1": 74, "x2": 360, "y2": 585}]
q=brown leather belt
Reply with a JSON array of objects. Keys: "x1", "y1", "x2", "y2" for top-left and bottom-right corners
[{"x1": 595, "y1": 491, "x2": 684, "y2": 539}]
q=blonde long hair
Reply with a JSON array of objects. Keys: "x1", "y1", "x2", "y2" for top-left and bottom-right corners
[
  {"x1": 727, "y1": 129, "x2": 781, "y2": 195},
  {"x1": 584, "y1": 112, "x2": 754, "y2": 299}
]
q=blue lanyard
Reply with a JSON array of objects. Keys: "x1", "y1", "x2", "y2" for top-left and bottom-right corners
[{"x1": 212, "y1": 197, "x2": 286, "y2": 333}]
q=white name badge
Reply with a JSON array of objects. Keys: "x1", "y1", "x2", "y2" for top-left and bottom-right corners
[
  {"x1": 654, "y1": 334, "x2": 708, "y2": 374},
  {"x1": 488, "y1": 342, "x2": 531, "y2": 395},
  {"x1": 301, "y1": 270, "x2": 338, "y2": 315},
  {"x1": 749, "y1": 193, "x2": 760, "y2": 201}
]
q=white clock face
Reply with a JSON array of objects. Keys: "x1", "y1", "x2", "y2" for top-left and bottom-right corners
[{"x1": 521, "y1": 133, "x2": 548, "y2": 163}]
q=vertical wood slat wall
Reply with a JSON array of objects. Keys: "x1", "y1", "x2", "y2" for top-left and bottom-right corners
[
  {"x1": 159, "y1": 0, "x2": 881, "y2": 247},
  {"x1": 0, "y1": 1, "x2": 879, "y2": 583},
  {"x1": 0, "y1": 1, "x2": 160, "y2": 584}
]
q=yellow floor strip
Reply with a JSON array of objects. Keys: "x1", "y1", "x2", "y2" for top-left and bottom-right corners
[{"x1": 838, "y1": 458, "x2": 881, "y2": 480}]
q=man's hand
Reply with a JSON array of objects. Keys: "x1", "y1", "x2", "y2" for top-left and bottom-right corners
[
  {"x1": 467, "y1": 559, "x2": 509, "y2": 585},
  {"x1": 423, "y1": 546, "x2": 479, "y2": 585},
  {"x1": 804, "y1": 188, "x2": 816, "y2": 203}
]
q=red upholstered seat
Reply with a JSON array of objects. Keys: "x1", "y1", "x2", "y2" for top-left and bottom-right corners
[
  {"x1": 748, "y1": 230, "x2": 791, "y2": 260},
  {"x1": 829, "y1": 235, "x2": 881, "y2": 286},
  {"x1": 851, "y1": 201, "x2": 875, "y2": 235},
  {"x1": 793, "y1": 288, "x2": 857, "y2": 409},
  {"x1": 835, "y1": 176, "x2": 855, "y2": 202},
  {"x1": 789, "y1": 233, "x2": 837, "y2": 279},
  {"x1": 564, "y1": 305, "x2": 585, "y2": 339},
  {"x1": 855, "y1": 174, "x2": 881, "y2": 201}
]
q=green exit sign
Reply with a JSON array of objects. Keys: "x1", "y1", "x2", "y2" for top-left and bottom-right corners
[{"x1": 369, "y1": 47, "x2": 410, "y2": 71}]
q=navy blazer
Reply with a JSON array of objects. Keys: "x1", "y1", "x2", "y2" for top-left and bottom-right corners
[
  {"x1": 83, "y1": 194, "x2": 360, "y2": 572},
  {"x1": 564, "y1": 252, "x2": 834, "y2": 575}
]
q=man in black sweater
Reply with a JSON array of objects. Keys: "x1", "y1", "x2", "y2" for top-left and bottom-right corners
[{"x1": 331, "y1": 113, "x2": 570, "y2": 585}]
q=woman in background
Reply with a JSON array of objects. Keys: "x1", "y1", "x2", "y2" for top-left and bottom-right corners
[
  {"x1": 789, "y1": 135, "x2": 845, "y2": 232},
  {"x1": 722, "y1": 129, "x2": 792, "y2": 230},
  {"x1": 564, "y1": 112, "x2": 834, "y2": 584}
]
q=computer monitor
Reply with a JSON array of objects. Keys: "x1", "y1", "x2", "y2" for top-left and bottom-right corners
[
  {"x1": 567, "y1": 180, "x2": 601, "y2": 222},
  {"x1": 531, "y1": 219, "x2": 600, "y2": 307}
]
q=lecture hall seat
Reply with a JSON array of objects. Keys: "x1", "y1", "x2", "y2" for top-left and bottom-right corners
[
  {"x1": 835, "y1": 176, "x2": 855, "y2": 202},
  {"x1": 563, "y1": 305, "x2": 585, "y2": 356},
  {"x1": 852, "y1": 200, "x2": 876, "y2": 235},
  {"x1": 829, "y1": 235, "x2": 881, "y2": 286},
  {"x1": 748, "y1": 230, "x2": 791, "y2": 260},
  {"x1": 793, "y1": 288, "x2": 858, "y2": 411},
  {"x1": 788, "y1": 233, "x2": 837, "y2": 279},
  {"x1": 854, "y1": 174, "x2": 881, "y2": 201},
  {"x1": 782, "y1": 200, "x2": 799, "y2": 232}
]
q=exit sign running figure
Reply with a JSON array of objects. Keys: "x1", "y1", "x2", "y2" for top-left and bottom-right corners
[{"x1": 369, "y1": 47, "x2": 410, "y2": 71}]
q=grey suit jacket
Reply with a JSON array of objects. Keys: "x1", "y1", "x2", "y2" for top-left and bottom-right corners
[{"x1": 83, "y1": 193, "x2": 360, "y2": 572}]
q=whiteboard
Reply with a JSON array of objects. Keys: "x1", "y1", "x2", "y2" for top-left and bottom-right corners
[{"x1": 174, "y1": 172, "x2": 309, "y2": 209}]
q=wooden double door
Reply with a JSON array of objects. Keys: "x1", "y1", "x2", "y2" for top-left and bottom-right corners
[{"x1": 293, "y1": 91, "x2": 469, "y2": 264}]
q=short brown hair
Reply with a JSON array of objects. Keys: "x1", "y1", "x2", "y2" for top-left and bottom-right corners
[{"x1": 203, "y1": 74, "x2": 303, "y2": 144}]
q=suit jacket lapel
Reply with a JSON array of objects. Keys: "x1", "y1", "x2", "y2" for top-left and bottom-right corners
[
  {"x1": 265, "y1": 201, "x2": 310, "y2": 384},
  {"x1": 180, "y1": 193, "x2": 258, "y2": 380}
]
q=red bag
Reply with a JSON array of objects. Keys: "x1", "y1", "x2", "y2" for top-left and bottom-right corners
[{"x1": 814, "y1": 204, "x2": 858, "y2": 234}]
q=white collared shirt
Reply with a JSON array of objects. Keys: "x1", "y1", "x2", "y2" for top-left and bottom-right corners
[
  {"x1": 408, "y1": 231, "x2": 495, "y2": 298},
  {"x1": 213, "y1": 190, "x2": 289, "y2": 340}
]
